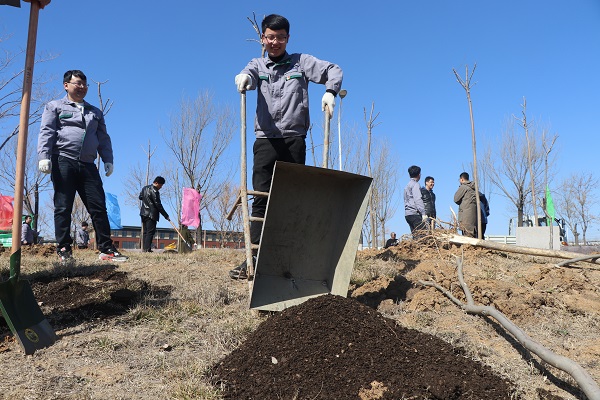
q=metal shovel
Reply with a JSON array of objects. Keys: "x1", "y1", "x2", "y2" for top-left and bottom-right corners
[
  {"x1": 167, "y1": 219, "x2": 193, "y2": 251},
  {"x1": 0, "y1": 0, "x2": 56, "y2": 354}
]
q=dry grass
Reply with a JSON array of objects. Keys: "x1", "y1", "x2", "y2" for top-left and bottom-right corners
[{"x1": 0, "y1": 244, "x2": 598, "y2": 399}]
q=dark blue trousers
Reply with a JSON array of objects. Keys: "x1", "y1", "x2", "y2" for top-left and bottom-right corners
[
  {"x1": 51, "y1": 155, "x2": 113, "y2": 252},
  {"x1": 250, "y1": 137, "x2": 306, "y2": 245}
]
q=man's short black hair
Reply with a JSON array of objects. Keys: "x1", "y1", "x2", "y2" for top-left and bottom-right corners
[
  {"x1": 262, "y1": 14, "x2": 290, "y2": 34},
  {"x1": 460, "y1": 172, "x2": 470, "y2": 180},
  {"x1": 81, "y1": 221, "x2": 89, "y2": 227},
  {"x1": 63, "y1": 70, "x2": 87, "y2": 83},
  {"x1": 425, "y1": 176, "x2": 434, "y2": 183},
  {"x1": 154, "y1": 176, "x2": 166, "y2": 185},
  {"x1": 408, "y1": 165, "x2": 421, "y2": 178}
]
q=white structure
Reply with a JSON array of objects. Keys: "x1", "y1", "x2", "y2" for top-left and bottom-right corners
[{"x1": 516, "y1": 226, "x2": 561, "y2": 250}]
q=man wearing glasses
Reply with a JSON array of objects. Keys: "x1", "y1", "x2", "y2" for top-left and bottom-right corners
[
  {"x1": 37, "y1": 70, "x2": 127, "y2": 262},
  {"x1": 231, "y1": 14, "x2": 343, "y2": 279}
]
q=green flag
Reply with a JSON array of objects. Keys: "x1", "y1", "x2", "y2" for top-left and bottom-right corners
[{"x1": 546, "y1": 186, "x2": 555, "y2": 220}]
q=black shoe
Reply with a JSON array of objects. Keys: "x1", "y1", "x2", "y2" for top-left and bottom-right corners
[
  {"x1": 229, "y1": 256, "x2": 256, "y2": 280},
  {"x1": 229, "y1": 261, "x2": 248, "y2": 280},
  {"x1": 99, "y1": 247, "x2": 129, "y2": 262},
  {"x1": 57, "y1": 247, "x2": 73, "y2": 262}
]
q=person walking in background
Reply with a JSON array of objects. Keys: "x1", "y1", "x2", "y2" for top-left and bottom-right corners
[
  {"x1": 21, "y1": 215, "x2": 35, "y2": 245},
  {"x1": 420, "y1": 176, "x2": 437, "y2": 229},
  {"x1": 479, "y1": 193, "x2": 490, "y2": 239},
  {"x1": 139, "y1": 176, "x2": 170, "y2": 253},
  {"x1": 404, "y1": 165, "x2": 427, "y2": 237},
  {"x1": 37, "y1": 69, "x2": 127, "y2": 262},
  {"x1": 231, "y1": 13, "x2": 343, "y2": 280},
  {"x1": 384, "y1": 232, "x2": 399, "y2": 248},
  {"x1": 453, "y1": 172, "x2": 478, "y2": 238},
  {"x1": 76, "y1": 221, "x2": 90, "y2": 249},
  {"x1": 179, "y1": 223, "x2": 195, "y2": 254}
]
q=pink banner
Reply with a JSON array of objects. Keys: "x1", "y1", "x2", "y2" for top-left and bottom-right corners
[
  {"x1": 0, "y1": 194, "x2": 14, "y2": 230},
  {"x1": 180, "y1": 188, "x2": 202, "y2": 228}
]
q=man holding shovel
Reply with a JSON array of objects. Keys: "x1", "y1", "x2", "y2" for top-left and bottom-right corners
[
  {"x1": 231, "y1": 14, "x2": 343, "y2": 279},
  {"x1": 139, "y1": 176, "x2": 170, "y2": 252}
]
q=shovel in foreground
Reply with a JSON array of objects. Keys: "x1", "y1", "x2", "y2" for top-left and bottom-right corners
[
  {"x1": 0, "y1": 0, "x2": 56, "y2": 354},
  {"x1": 0, "y1": 256, "x2": 56, "y2": 354}
]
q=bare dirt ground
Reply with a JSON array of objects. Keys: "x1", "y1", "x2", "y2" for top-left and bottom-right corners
[{"x1": 0, "y1": 237, "x2": 598, "y2": 399}]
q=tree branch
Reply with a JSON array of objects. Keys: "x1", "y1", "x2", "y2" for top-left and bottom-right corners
[{"x1": 419, "y1": 256, "x2": 600, "y2": 400}]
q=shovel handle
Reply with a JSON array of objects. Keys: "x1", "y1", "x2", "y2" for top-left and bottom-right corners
[
  {"x1": 168, "y1": 219, "x2": 192, "y2": 250},
  {"x1": 10, "y1": 1, "x2": 40, "y2": 278},
  {"x1": 322, "y1": 105, "x2": 332, "y2": 169}
]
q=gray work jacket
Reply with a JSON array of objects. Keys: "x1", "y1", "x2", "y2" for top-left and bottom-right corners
[
  {"x1": 240, "y1": 52, "x2": 343, "y2": 138},
  {"x1": 38, "y1": 95, "x2": 113, "y2": 164}
]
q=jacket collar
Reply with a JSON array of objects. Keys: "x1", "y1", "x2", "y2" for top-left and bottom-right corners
[
  {"x1": 265, "y1": 52, "x2": 291, "y2": 67},
  {"x1": 61, "y1": 94, "x2": 90, "y2": 108}
]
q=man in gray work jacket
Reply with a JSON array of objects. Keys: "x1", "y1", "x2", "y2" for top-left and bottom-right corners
[
  {"x1": 231, "y1": 14, "x2": 343, "y2": 279},
  {"x1": 404, "y1": 165, "x2": 427, "y2": 237},
  {"x1": 37, "y1": 69, "x2": 127, "y2": 262}
]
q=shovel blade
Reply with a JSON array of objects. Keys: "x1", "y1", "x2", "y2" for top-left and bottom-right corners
[{"x1": 0, "y1": 277, "x2": 56, "y2": 355}]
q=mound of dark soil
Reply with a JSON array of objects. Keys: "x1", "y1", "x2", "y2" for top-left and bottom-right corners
[{"x1": 214, "y1": 294, "x2": 516, "y2": 400}]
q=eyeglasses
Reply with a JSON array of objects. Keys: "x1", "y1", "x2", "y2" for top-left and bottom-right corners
[
  {"x1": 67, "y1": 82, "x2": 89, "y2": 88},
  {"x1": 263, "y1": 34, "x2": 288, "y2": 43}
]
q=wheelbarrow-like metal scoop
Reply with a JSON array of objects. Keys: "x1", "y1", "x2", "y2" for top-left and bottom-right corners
[{"x1": 249, "y1": 161, "x2": 372, "y2": 311}]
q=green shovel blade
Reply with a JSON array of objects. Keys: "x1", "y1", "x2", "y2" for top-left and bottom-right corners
[{"x1": 0, "y1": 276, "x2": 56, "y2": 355}]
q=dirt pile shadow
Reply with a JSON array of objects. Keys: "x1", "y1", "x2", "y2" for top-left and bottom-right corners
[
  {"x1": 0, "y1": 264, "x2": 172, "y2": 341},
  {"x1": 214, "y1": 294, "x2": 516, "y2": 400}
]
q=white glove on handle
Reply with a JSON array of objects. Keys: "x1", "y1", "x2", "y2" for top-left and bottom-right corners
[
  {"x1": 322, "y1": 92, "x2": 335, "y2": 117},
  {"x1": 38, "y1": 159, "x2": 51, "y2": 174},
  {"x1": 422, "y1": 214, "x2": 428, "y2": 222},
  {"x1": 235, "y1": 74, "x2": 251, "y2": 92},
  {"x1": 104, "y1": 162, "x2": 114, "y2": 177}
]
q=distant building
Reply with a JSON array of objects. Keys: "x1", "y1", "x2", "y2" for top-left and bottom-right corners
[{"x1": 89, "y1": 226, "x2": 244, "y2": 250}]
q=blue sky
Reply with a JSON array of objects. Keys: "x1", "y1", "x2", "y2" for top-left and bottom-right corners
[{"x1": 2, "y1": 0, "x2": 600, "y2": 240}]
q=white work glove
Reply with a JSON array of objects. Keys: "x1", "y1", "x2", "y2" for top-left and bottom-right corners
[
  {"x1": 235, "y1": 74, "x2": 251, "y2": 92},
  {"x1": 38, "y1": 159, "x2": 51, "y2": 174},
  {"x1": 104, "y1": 162, "x2": 113, "y2": 177},
  {"x1": 422, "y1": 214, "x2": 428, "y2": 222},
  {"x1": 322, "y1": 92, "x2": 335, "y2": 115}
]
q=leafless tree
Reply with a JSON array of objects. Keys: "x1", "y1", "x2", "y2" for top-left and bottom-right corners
[
  {"x1": 0, "y1": 130, "x2": 51, "y2": 225},
  {"x1": 161, "y1": 91, "x2": 235, "y2": 244},
  {"x1": 341, "y1": 122, "x2": 368, "y2": 176},
  {"x1": 206, "y1": 181, "x2": 243, "y2": 248},
  {"x1": 482, "y1": 118, "x2": 545, "y2": 227},
  {"x1": 246, "y1": 12, "x2": 265, "y2": 58},
  {"x1": 541, "y1": 130, "x2": 559, "y2": 247},
  {"x1": 515, "y1": 98, "x2": 540, "y2": 225},
  {"x1": 364, "y1": 102, "x2": 381, "y2": 248},
  {"x1": 0, "y1": 33, "x2": 57, "y2": 152},
  {"x1": 556, "y1": 173, "x2": 598, "y2": 245},
  {"x1": 453, "y1": 64, "x2": 483, "y2": 238},
  {"x1": 371, "y1": 141, "x2": 399, "y2": 245}
]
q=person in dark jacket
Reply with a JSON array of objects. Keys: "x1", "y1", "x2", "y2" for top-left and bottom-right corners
[
  {"x1": 420, "y1": 176, "x2": 436, "y2": 229},
  {"x1": 139, "y1": 176, "x2": 170, "y2": 252},
  {"x1": 384, "y1": 232, "x2": 399, "y2": 249},
  {"x1": 479, "y1": 193, "x2": 490, "y2": 239}
]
